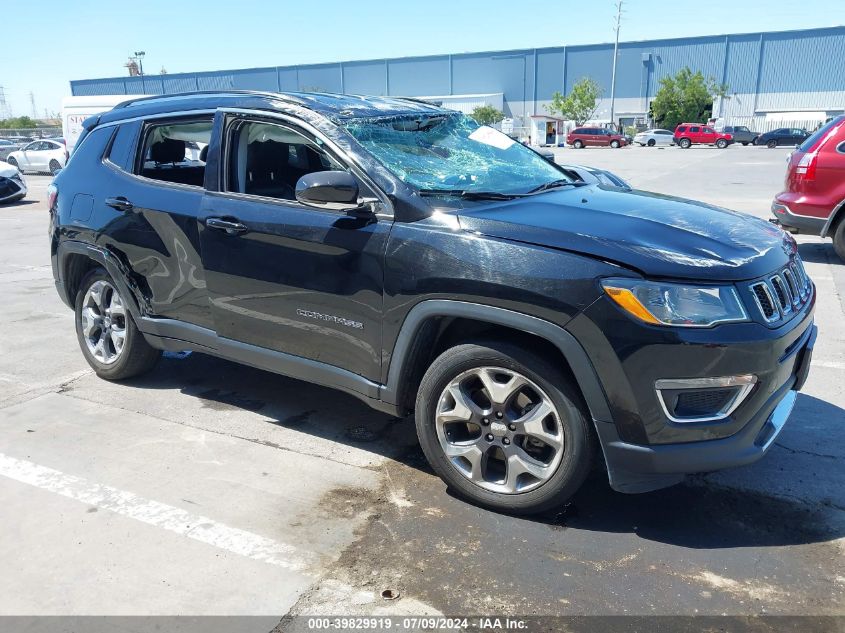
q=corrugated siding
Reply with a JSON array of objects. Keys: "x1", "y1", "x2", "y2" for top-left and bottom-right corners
[
  {"x1": 232, "y1": 68, "x2": 278, "y2": 91},
  {"x1": 648, "y1": 38, "x2": 725, "y2": 96},
  {"x1": 387, "y1": 57, "x2": 450, "y2": 96},
  {"x1": 297, "y1": 65, "x2": 342, "y2": 93},
  {"x1": 343, "y1": 61, "x2": 387, "y2": 95},
  {"x1": 724, "y1": 34, "x2": 760, "y2": 95},
  {"x1": 535, "y1": 49, "x2": 565, "y2": 100}
]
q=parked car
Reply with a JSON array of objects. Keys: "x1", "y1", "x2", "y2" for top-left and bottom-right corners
[
  {"x1": 0, "y1": 161, "x2": 27, "y2": 203},
  {"x1": 772, "y1": 115, "x2": 845, "y2": 261},
  {"x1": 673, "y1": 124, "x2": 734, "y2": 148},
  {"x1": 0, "y1": 139, "x2": 24, "y2": 161},
  {"x1": 566, "y1": 127, "x2": 628, "y2": 148},
  {"x1": 723, "y1": 125, "x2": 759, "y2": 146},
  {"x1": 7, "y1": 139, "x2": 68, "y2": 175},
  {"x1": 50, "y1": 91, "x2": 815, "y2": 515},
  {"x1": 633, "y1": 129, "x2": 675, "y2": 147},
  {"x1": 757, "y1": 127, "x2": 811, "y2": 149}
]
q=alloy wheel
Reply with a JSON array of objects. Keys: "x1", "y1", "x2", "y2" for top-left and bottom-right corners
[
  {"x1": 435, "y1": 367, "x2": 564, "y2": 494},
  {"x1": 80, "y1": 280, "x2": 127, "y2": 365}
]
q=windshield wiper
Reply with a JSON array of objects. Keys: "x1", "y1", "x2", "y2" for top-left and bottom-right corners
[
  {"x1": 418, "y1": 189, "x2": 524, "y2": 200},
  {"x1": 527, "y1": 179, "x2": 588, "y2": 194}
]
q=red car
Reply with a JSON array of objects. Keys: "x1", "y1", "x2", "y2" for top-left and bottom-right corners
[
  {"x1": 673, "y1": 123, "x2": 733, "y2": 149},
  {"x1": 566, "y1": 127, "x2": 627, "y2": 148},
  {"x1": 772, "y1": 115, "x2": 845, "y2": 261}
]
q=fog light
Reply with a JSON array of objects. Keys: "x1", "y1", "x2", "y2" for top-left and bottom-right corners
[{"x1": 655, "y1": 375, "x2": 757, "y2": 423}]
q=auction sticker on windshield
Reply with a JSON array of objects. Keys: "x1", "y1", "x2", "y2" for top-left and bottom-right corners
[{"x1": 468, "y1": 126, "x2": 516, "y2": 150}]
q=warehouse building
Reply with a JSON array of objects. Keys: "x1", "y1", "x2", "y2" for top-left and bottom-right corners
[{"x1": 71, "y1": 26, "x2": 845, "y2": 141}]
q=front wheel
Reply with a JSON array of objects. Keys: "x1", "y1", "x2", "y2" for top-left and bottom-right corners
[
  {"x1": 833, "y1": 218, "x2": 845, "y2": 262},
  {"x1": 716, "y1": 139, "x2": 728, "y2": 149},
  {"x1": 679, "y1": 138, "x2": 691, "y2": 149},
  {"x1": 7, "y1": 157, "x2": 19, "y2": 171},
  {"x1": 610, "y1": 140, "x2": 620, "y2": 148},
  {"x1": 415, "y1": 341, "x2": 595, "y2": 515},
  {"x1": 573, "y1": 140, "x2": 584, "y2": 149},
  {"x1": 647, "y1": 139, "x2": 656, "y2": 147},
  {"x1": 75, "y1": 268, "x2": 161, "y2": 380},
  {"x1": 767, "y1": 139, "x2": 778, "y2": 149},
  {"x1": 741, "y1": 142, "x2": 749, "y2": 146}
]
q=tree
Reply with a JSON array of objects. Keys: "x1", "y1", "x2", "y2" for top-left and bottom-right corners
[
  {"x1": 546, "y1": 77, "x2": 603, "y2": 125},
  {"x1": 470, "y1": 104, "x2": 505, "y2": 126},
  {"x1": 650, "y1": 67, "x2": 729, "y2": 130},
  {"x1": 0, "y1": 116, "x2": 38, "y2": 130}
]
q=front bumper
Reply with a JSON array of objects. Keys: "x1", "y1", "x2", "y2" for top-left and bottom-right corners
[
  {"x1": 595, "y1": 323, "x2": 815, "y2": 492},
  {"x1": 0, "y1": 175, "x2": 26, "y2": 203}
]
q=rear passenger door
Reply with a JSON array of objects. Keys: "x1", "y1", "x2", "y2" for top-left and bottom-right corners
[
  {"x1": 97, "y1": 116, "x2": 215, "y2": 329},
  {"x1": 197, "y1": 112, "x2": 391, "y2": 382}
]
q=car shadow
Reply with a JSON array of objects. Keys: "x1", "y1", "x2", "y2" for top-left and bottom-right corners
[
  {"x1": 117, "y1": 351, "x2": 844, "y2": 549},
  {"x1": 798, "y1": 241, "x2": 838, "y2": 265},
  {"x1": 1, "y1": 198, "x2": 38, "y2": 208}
]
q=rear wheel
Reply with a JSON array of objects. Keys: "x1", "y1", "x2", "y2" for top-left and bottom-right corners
[
  {"x1": 75, "y1": 268, "x2": 161, "y2": 380},
  {"x1": 647, "y1": 139, "x2": 656, "y2": 147},
  {"x1": 833, "y1": 218, "x2": 845, "y2": 262},
  {"x1": 679, "y1": 138, "x2": 691, "y2": 149},
  {"x1": 573, "y1": 140, "x2": 584, "y2": 149},
  {"x1": 716, "y1": 139, "x2": 728, "y2": 149},
  {"x1": 741, "y1": 142, "x2": 749, "y2": 146},
  {"x1": 49, "y1": 159, "x2": 61, "y2": 175},
  {"x1": 610, "y1": 140, "x2": 620, "y2": 148},
  {"x1": 415, "y1": 341, "x2": 595, "y2": 515},
  {"x1": 767, "y1": 139, "x2": 778, "y2": 149}
]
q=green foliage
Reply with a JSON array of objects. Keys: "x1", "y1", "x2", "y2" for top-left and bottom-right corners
[
  {"x1": 470, "y1": 104, "x2": 506, "y2": 126},
  {"x1": 546, "y1": 77, "x2": 603, "y2": 125},
  {"x1": 0, "y1": 116, "x2": 38, "y2": 129},
  {"x1": 650, "y1": 67, "x2": 729, "y2": 130}
]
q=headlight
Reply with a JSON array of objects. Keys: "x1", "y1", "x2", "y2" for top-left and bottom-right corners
[{"x1": 601, "y1": 278, "x2": 748, "y2": 327}]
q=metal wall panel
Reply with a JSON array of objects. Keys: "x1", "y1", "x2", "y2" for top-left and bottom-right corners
[
  {"x1": 535, "y1": 49, "x2": 565, "y2": 101},
  {"x1": 724, "y1": 34, "x2": 760, "y2": 95},
  {"x1": 124, "y1": 76, "x2": 163, "y2": 95},
  {"x1": 232, "y1": 68, "x2": 278, "y2": 91},
  {"x1": 162, "y1": 75, "x2": 199, "y2": 93},
  {"x1": 343, "y1": 61, "x2": 388, "y2": 95},
  {"x1": 196, "y1": 74, "x2": 234, "y2": 91},
  {"x1": 387, "y1": 57, "x2": 450, "y2": 96},
  {"x1": 296, "y1": 65, "x2": 343, "y2": 93}
]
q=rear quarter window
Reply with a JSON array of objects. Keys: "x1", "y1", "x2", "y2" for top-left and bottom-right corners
[
  {"x1": 676, "y1": 126, "x2": 686, "y2": 133},
  {"x1": 799, "y1": 117, "x2": 844, "y2": 153},
  {"x1": 63, "y1": 126, "x2": 115, "y2": 171},
  {"x1": 105, "y1": 122, "x2": 140, "y2": 171}
]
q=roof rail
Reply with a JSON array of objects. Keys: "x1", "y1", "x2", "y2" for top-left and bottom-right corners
[{"x1": 113, "y1": 89, "x2": 303, "y2": 109}]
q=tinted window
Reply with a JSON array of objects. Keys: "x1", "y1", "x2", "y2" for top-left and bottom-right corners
[
  {"x1": 703, "y1": 128, "x2": 714, "y2": 134},
  {"x1": 572, "y1": 128, "x2": 585, "y2": 134},
  {"x1": 138, "y1": 118, "x2": 213, "y2": 187},
  {"x1": 677, "y1": 126, "x2": 686, "y2": 133},
  {"x1": 226, "y1": 120, "x2": 344, "y2": 201},
  {"x1": 774, "y1": 129, "x2": 787, "y2": 135},
  {"x1": 799, "y1": 117, "x2": 844, "y2": 152},
  {"x1": 106, "y1": 123, "x2": 139, "y2": 170},
  {"x1": 690, "y1": 127, "x2": 700, "y2": 133}
]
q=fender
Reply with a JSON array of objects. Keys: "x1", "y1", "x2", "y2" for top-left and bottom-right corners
[
  {"x1": 55, "y1": 240, "x2": 146, "y2": 318},
  {"x1": 379, "y1": 299, "x2": 613, "y2": 424},
  {"x1": 820, "y1": 198, "x2": 845, "y2": 238}
]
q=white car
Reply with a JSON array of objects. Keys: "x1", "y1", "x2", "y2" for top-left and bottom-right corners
[
  {"x1": 0, "y1": 161, "x2": 27, "y2": 203},
  {"x1": 633, "y1": 129, "x2": 675, "y2": 147},
  {"x1": 7, "y1": 139, "x2": 68, "y2": 175}
]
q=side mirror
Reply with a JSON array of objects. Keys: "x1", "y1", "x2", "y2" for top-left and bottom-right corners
[{"x1": 295, "y1": 170, "x2": 360, "y2": 210}]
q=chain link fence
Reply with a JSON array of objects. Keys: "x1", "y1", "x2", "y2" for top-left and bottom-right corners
[{"x1": 0, "y1": 127, "x2": 63, "y2": 142}]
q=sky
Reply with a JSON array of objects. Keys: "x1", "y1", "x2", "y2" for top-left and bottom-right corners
[{"x1": 2, "y1": 0, "x2": 842, "y2": 118}]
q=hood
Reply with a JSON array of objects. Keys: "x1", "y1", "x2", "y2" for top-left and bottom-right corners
[
  {"x1": 0, "y1": 161, "x2": 21, "y2": 178},
  {"x1": 456, "y1": 186, "x2": 795, "y2": 281}
]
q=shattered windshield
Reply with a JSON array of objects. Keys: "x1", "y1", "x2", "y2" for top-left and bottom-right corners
[{"x1": 343, "y1": 113, "x2": 569, "y2": 196}]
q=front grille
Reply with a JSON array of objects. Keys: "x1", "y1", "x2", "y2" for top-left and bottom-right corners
[{"x1": 749, "y1": 256, "x2": 811, "y2": 324}]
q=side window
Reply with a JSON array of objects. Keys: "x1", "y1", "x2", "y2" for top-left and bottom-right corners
[
  {"x1": 690, "y1": 126, "x2": 700, "y2": 133},
  {"x1": 106, "y1": 123, "x2": 139, "y2": 170},
  {"x1": 225, "y1": 120, "x2": 345, "y2": 202},
  {"x1": 137, "y1": 118, "x2": 213, "y2": 187},
  {"x1": 677, "y1": 126, "x2": 686, "y2": 133}
]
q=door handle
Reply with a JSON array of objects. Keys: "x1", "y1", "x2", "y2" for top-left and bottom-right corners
[
  {"x1": 105, "y1": 196, "x2": 134, "y2": 212},
  {"x1": 205, "y1": 217, "x2": 248, "y2": 235}
]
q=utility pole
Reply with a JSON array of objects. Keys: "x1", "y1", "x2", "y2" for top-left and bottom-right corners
[
  {"x1": 29, "y1": 92, "x2": 37, "y2": 119},
  {"x1": 0, "y1": 86, "x2": 11, "y2": 120},
  {"x1": 609, "y1": 0, "x2": 623, "y2": 130},
  {"x1": 134, "y1": 51, "x2": 146, "y2": 93}
]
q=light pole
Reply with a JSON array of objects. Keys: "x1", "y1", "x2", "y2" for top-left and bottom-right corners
[
  {"x1": 609, "y1": 1, "x2": 622, "y2": 131},
  {"x1": 134, "y1": 51, "x2": 146, "y2": 93}
]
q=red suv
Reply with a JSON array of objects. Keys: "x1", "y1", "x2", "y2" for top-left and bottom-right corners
[
  {"x1": 772, "y1": 115, "x2": 845, "y2": 261},
  {"x1": 674, "y1": 124, "x2": 733, "y2": 149},
  {"x1": 566, "y1": 127, "x2": 627, "y2": 148}
]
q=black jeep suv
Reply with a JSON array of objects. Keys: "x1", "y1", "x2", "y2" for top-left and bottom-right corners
[{"x1": 49, "y1": 91, "x2": 816, "y2": 514}]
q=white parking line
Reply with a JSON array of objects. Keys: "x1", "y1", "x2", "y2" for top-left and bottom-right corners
[
  {"x1": 814, "y1": 360, "x2": 845, "y2": 371},
  {"x1": 0, "y1": 452, "x2": 317, "y2": 573}
]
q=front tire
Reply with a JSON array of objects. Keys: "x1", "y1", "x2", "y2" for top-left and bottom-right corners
[
  {"x1": 679, "y1": 138, "x2": 691, "y2": 149},
  {"x1": 833, "y1": 218, "x2": 845, "y2": 263},
  {"x1": 7, "y1": 157, "x2": 19, "y2": 171},
  {"x1": 716, "y1": 139, "x2": 728, "y2": 149},
  {"x1": 741, "y1": 142, "x2": 749, "y2": 146},
  {"x1": 647, "y1": 139, "x2": 656, "y2": 147},
  {"x1": 573, "y1": 140, "x2": 584, "y2": 149},
  {"x1": 415, "y1": 341, "x2": 595, "y2": 515},
  {"x1": 75, "y1": 268, "x2": 161, "y2": 380},
  {"x1": 610, "y1": 140, "x2": 620, "y2": 148}
]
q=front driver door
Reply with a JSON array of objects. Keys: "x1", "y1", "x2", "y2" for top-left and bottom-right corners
[{"x1": 198, "y1": 113, "x2": 390, "y2": 382}]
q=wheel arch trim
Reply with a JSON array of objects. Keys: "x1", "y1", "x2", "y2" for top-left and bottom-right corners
[
  {"x1": 380, "y1": 300, "x2": 613, "y2": 423},
  {"x1": 820, "y1": 197, "x2": 845, "y2": 238}
]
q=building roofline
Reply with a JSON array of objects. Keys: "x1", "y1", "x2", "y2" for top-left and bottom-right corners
[{"x1": 71, "y1": 25, "x2": 845, "y2": 87}]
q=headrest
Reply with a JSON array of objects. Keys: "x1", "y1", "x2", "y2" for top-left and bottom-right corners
[
  {"x1": 150, "y1": 138, "x2": 186, "y2": 164},
  {"x1": 199, "y1": 144, "x2": 209, "y2": 163}
]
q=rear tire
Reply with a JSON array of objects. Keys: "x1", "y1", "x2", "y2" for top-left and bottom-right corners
[
  {"x1": 767, "y1": 139, "x2": 778, "y2": 149},
  {"x1": 74, "y1": 268, "x2": 161, "y2": 380},
  {"x1": 741, "y1": 142, "x2": 749, "y2": 146},
  {"x1": 833, "y1": 218, "x2": 845, "y2": 263},
  {"x1": 49, "y1": 159, "x2": 61, "y2": 175},
  {"x1": 679, "y1": 138, "x2": 691, "y2": 149},
  {"x1": 415, "y1": 340, "x2": 595, "y2": 515},
  {"x1": 573, "y1": 140, "x2": 584, "y2": 149}
]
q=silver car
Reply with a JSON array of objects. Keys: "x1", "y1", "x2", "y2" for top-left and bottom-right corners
[
  {"x1": 0, "y1": 139, "x2": 23, "y2": 161},
  {"x1": 633, "y1": 128, "x2": 675, "y2": 147}
]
